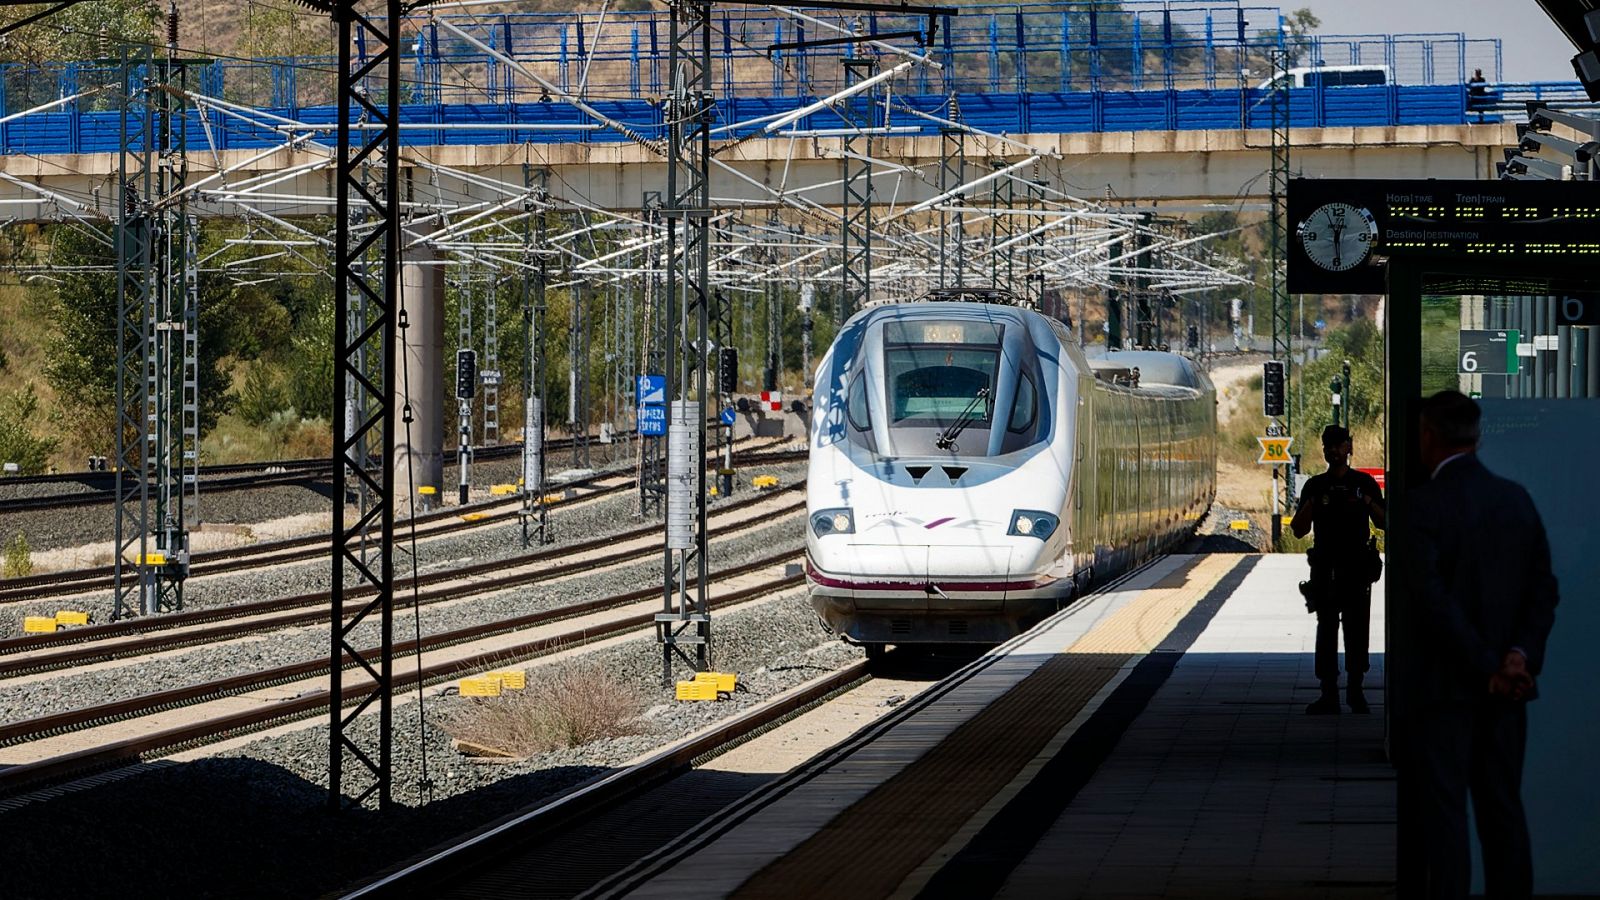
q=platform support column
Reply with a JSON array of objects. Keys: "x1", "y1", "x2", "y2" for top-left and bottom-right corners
[{"x1": 396, "y1": 251, "x2": 444, "y2": 518}]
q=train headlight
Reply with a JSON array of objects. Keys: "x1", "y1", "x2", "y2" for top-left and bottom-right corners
[
  {"x1": 811, "y1": 508, "x2": 855, "y2": 537},
  {"x1": 1008, "y1": 510, "x2": 1058, "y2": 540}
]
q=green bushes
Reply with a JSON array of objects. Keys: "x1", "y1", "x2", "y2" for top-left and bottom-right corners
[
  {"x1": 0, "y1": 386, "x2": 58, "y2": 474},
  {"x1": 2, "y1": 532, "x2": 32, "y2": 579}
]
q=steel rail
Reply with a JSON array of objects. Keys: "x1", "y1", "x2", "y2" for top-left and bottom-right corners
[
  {"x1": 0, "y1": 487, "x2": 806, "y2": 678},
  {"x1": 0, "y1": 471, "x2": 631, "y2": 601},
  {"x1": 0, "y1": 444, "x2": 805, "y2": 602},
  {"x1": 0, "y1": 559, "x2": 808, "y2": 797},
  {"x1": 344, "y1": 659, "x2": 872, "y2": 898}
]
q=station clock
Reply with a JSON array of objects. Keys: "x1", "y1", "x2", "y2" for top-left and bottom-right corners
[{"x1": 1296, "y1": 202, "x2": 1380, "y2": 272}]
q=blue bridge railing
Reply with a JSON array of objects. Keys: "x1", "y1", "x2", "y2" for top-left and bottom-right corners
[
  {"x1": 0, "y1": 3, "x2": 1541, "y2": 155},
  {"x1": 0, "y1": 81, "x2": 1563, "y2": 158}
]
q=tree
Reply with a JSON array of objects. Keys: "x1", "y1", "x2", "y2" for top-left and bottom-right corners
[
  {"x1": 0, "y1": 1, "x2": 155, "y2": 66},
  {"x1": 0, "y1": 386, "x2": 59, "y2": 474},
  {"x1": 1298, "y1": 318, "x2": 1383, "y2": 432},
  {"x1": 1256, "y1": 7, "x2": 1322, "y2": 69},
  {"x1": 284, "y1": 290, "x2": 336, "y2": 422},
  {"x1": 39, "y1": 221, "x2": 236, "y2": 438}
]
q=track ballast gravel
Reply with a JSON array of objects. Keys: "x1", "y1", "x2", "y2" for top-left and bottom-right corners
[
  {"x1": 0, "y1": 590, "x2": 862, "y2": 900},
  {"x1": 0, "y1": 511, "x2": 807, "y2": 729},
  {"x1": 0, "y1": 442, "x2": 628, "y2": 554},
  {"x1": 0, "y1": 459, "x2": 807, "y2": 638}
]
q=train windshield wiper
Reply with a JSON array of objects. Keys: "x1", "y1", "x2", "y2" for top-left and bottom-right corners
[{"x1": 935, "y1": 387, "x2": 990, "y2": 450}]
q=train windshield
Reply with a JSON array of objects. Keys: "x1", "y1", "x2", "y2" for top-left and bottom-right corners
[
  {"x1": 839, "y1": 314, "x2": 1048, "y2": 459},
  {"x1": 885, "y1": 347, "x2": 998, "y2": 425}
]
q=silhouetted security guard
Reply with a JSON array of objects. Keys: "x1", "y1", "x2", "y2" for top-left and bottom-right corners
[{"x1": 1291, "y1": 424, "x2": 1386, "y2": 714}]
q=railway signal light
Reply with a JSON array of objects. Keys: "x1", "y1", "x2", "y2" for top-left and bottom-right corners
[
  {"x1": 456, "y1": 349, "x2": 478, "y2": 400},
  {"x1": 1263, "y1": 360, "x2": 1286, "y2": 417},
  {"x1": 718, "y1": 347, "x2": 738, "y2": 395}
]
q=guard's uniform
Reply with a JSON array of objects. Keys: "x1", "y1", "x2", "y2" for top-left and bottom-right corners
[{"x1": 1299, "y1": 467, "x2": 1383, "y2": 689}]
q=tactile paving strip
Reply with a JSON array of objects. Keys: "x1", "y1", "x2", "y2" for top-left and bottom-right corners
[{"x1": 732, "y1": 555, "x2": 1243, "y2": 899}]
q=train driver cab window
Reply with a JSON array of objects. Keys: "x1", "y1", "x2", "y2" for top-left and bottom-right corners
[
  {"x1": 1008, "y1": 372, "x2": 1037, "y2": 433},
  {"x1": 846, "y1": 375, "x2": 871, "y2": 431}
]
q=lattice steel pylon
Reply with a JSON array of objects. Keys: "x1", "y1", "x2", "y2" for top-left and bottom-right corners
[
  {"x1": 113, "y1": 43, "x2": 197, "y2": 621},
  {"x1": 113, "y1": 46, "x2": 153, "y2": 623},
  {"x1": 1133, "y1": 216, "x2": 1155, "y2": 348},
  {"x1": 763, "y1": 210, "x2": 783, "y2": 392},
  {"x1": 640, "y1": 191, "x2": 667, "y2": 518},
  {"x1": 938, "y1": 121, "x2": 966, "y2": 289},
  {"x1": 839, "y1": 56, "x2": 877, "y2": 323},
  {"x1": 990, "y1": 160, "x2": 1016, "y2": 290},
  {"x1": 1025, "y1": 171, "x2": 1047, "y2": 307},
  {"x1": 1268, "y1": 44, "x2": 1292, "y2": 545},
  {"x1": 327, "y1": 0, "x2": 400, "y2": 812},
  {"x1": 456, "y1": 269, "x2": 475, "y2": 504},
  {"x1": 711, "y1": 284, "x2": 735, "y2": 488},
  {"x1": 569, "y1": 279, "x2": 591, "y2": 469},
  {"x1": 483, "y1": 272, "x2": 501, "y2": 446},
  {"x1": 521, "y1": 165, "x2": 551, "y2": 546},
  {"x1": 658, "y1": 0, "x2": 713, "y2": 687}
]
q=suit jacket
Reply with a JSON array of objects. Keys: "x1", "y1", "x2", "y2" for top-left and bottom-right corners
[{"x1": 1406, "y1": 455, "x2": 1559, "y2": 703}]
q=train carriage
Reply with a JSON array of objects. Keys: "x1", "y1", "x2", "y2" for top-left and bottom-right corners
[{"x1": 806, "y1": 293, "x2": 1216, "y2": 652}]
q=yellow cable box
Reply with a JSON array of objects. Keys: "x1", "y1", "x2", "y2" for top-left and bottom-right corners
[
  {"x1": 694, "y1": 671, "x2": 738, "y2": 693},
  {"x1": 488, "y1": 670, "x2": 527, "y2": 690},
  {"x1": 675, "y1": 680, "x2": 719, "y2": 701},
  {"x1": 459, "y1": 676, "x2": 502, "y2": 697}
]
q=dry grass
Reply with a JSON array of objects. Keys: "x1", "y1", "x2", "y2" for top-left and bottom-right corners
[
  {"x1": 202, "y1": 411, "x2": 333, "y2": 465},
  {"x1": 443, "y1": 657, "x2": 649, "y2": 758}
]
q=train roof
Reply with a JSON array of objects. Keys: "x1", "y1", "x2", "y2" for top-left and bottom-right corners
[{"x1": 1083, "y1": 349, "x2": 1212, "y2": 392}]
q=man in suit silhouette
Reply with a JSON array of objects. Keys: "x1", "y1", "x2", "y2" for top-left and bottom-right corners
[{"x1": 1408, "y1": 391, "x2": 1559, "y2": 900}]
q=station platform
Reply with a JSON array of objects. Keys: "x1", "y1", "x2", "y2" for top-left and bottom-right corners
[{"x1": 608, "y1": 553, "x2": 1394, "y2": 899}]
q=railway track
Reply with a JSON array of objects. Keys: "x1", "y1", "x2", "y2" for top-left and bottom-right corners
[
  {"x1": 347, "y1": 657, "x2": 874, "y2": 898},
  {"x1": 1, "y1": 428, "x2": 814, "y2": 513},
  {"x1": 0, "y1": 442, "x2": 806, "y2": 604},
  {"x1": 0, "y1": 440, "x2": 537, "y2": 513},
  {"x1": 0, "y1": 482, "x2": 806, "y2": 676},
  {"x1": 0, "y1": 469, "x2": 633, "y2": 603},
  {"x1": 0, "y1": 542, "x2": 808, "y2": 799}
]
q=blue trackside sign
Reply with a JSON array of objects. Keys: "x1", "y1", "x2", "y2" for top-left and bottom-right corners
[{"x1": 637, "y1": 374, "x2": 666, "y2": 436}]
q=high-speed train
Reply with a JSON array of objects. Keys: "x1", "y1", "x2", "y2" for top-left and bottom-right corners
[{"x1": 806, "y1": 292, "x2": 1216, "y2": 653}]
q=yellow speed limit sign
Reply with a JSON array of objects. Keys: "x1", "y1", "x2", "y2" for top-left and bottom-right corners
[{"x1": 1257, "y1": 436, "x2": 1294, "y2": 465}]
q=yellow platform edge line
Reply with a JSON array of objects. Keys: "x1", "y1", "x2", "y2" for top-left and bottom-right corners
[{"x1": 1064, "y1": 555, "x2": 1242, "y2": 656}]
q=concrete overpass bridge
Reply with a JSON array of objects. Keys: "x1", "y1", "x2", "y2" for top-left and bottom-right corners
[
  {"x1": 0, "y1": 122, "x2": 1517, "y2": 219},
  {"x1": 0, "y1": 2, "x2": 1538, "y2": 219}
]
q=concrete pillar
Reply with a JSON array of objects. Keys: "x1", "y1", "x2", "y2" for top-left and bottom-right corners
[{"x1": 394, "y1": 251, "x2": 445, "y2": 517}]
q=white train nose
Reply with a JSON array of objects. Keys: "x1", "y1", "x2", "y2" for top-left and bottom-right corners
[{"x1": 832, "y1": 542, "x2": 1015, "y2": 580}]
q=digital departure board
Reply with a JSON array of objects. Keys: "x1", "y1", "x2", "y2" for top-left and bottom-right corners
[{"x1": 1286, "y1": 179, "x2": 1600, "y2": 294}]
